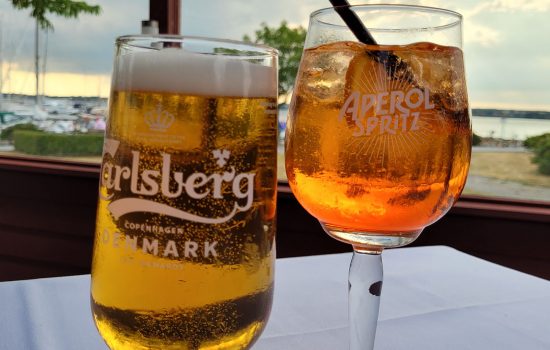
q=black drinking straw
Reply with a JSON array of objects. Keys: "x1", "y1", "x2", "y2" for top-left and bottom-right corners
[
  {"x1": 328, "y1": 1, "x2": 419, "y2": 86},
  {"x1": 329, "y1": 0, "x2": 377, "y2": 45}
]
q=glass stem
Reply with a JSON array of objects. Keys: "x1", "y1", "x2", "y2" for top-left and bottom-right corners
[{"x1": 349, "y1": 249, "x2": 383, "y2": 350}]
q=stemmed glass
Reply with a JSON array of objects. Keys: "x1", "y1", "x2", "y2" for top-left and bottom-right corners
[{"x1": 285, "y1": 5, "x2": 471, "y2": 349}]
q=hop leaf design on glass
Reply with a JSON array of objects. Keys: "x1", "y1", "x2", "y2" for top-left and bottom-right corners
[
  {"x1": 144, "y1": 103, "x2": 175, "y2": 131},
  {"x1": 212, "y1": 149, "x2": 231, "y2": 167}
]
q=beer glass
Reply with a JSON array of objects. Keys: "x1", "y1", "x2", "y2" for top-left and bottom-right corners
[
  {"x1": 285, "y1": 5, "x2": 470, "y2": 349},
  {"x1": 91, "y1": 36, "x2": 278, "y2": 349}
]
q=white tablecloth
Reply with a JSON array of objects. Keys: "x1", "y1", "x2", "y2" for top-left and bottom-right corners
[{"x1": 0, "y1": 246, "x2": 549, "y2": 349}]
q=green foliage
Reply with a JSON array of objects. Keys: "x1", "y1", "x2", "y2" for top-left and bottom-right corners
[
  {"x1": 9, "y1": 0, "x2": 101, "y2": 30},
  {"x1": 524, "y1": 133, "x2": 550, "y2": 150},
  {"x1": 472, "y1": 133, "x2": 482, "y2": 146},
  {"x1": 524, "y1": 133, "x2": 550, "y2": 175},
  {"x1": 531, "y1": 137, "x2": 550, "y2": 175},
  {"x1": 1, "y1": 123, "x2": 41, "y2": 141},
  {"x1": 244, "y1": 21, "x2": 307, "y2": 95},
  {"x1": 212, "y1": 48, "x2": 259, "y2": 56},
  {"x1": 13, "y1": 130, "x2": 103, "y2": 156}
]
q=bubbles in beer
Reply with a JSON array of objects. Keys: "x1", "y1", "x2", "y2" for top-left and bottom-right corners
[{"x1": 92, "y1": 46, "x2": 277, "y2": 349}]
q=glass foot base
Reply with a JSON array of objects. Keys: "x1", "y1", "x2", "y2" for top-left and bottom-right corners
[{"x1": 320, "y1": 222, "x2": 423, "y2": 253}]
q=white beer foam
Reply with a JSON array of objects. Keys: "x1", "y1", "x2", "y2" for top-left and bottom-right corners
[{"x1": 114, "y1": 48, "x2": 276, "y2": 98}]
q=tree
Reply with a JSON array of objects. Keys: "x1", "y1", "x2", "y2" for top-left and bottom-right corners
[
  {"x1": 472, "y1": 132, "x2": 482, "y2": 146},
  {"x1": 244, "y1": 21, "x2": 307, "y2": 97},
  {"x1": 524, "y1": 133, "x2": 550, "y2": 175},
  {"x1": 9, "y1": 0, "x2": 101, "y2": 30},
  {"x1": 8, "y1": 0, "x2": 101, "y2": 104}
]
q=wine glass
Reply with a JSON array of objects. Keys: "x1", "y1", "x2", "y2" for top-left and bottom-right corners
[{"x1": 285, "y1": 5, "x2": 471, "y2": 349}]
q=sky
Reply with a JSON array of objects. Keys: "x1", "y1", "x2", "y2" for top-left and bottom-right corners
[{"x1": 0, "y1": 0, "x2": 549, "y2": 110}]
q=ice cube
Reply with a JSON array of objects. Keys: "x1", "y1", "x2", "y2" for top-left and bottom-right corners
[{"x1": 298, "y1": 42, "x2": 366, "y2": 103}]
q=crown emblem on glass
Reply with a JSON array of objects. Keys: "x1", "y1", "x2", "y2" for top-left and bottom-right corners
[
  {"x1": 144, "y1": 103, "x2": 175, "y2": 131},
  {"x1": 212, "y1": 149, "x2": 231, "y2": 167}
]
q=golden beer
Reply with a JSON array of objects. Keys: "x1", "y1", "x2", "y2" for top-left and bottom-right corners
[
  {"x1": 286, "y1": 41, "x2": 470, "y2": 246},
  {"x1": 91, "y1": 37, "x2": 277, "y2": 349}
]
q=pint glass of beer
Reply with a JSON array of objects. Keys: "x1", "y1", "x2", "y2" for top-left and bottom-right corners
[
  {"x1": 91, "y1": 36, "x2": 278, "y2": 349},
  {"x1": 286, "y1": 5, "x2": 470, "y2": 350}
]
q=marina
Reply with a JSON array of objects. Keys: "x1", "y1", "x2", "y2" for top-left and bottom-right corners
[
  {"x1": 2, "y1": 94, "x2": 550, "y2": 143},
  {"x1": 472, "y1": 115, "x2": 550, "y2": 140},
  {"x1": 0, "y1": 95, "x2": 107, "y2": 135}
]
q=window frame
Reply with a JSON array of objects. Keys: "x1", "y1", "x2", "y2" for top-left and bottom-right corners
[
  {"x1": 1, "y1": 0, "x2": 549, "y2": 281},
  {"x1": 2, "y1": 155, "x2": 548, "y2": 222}
]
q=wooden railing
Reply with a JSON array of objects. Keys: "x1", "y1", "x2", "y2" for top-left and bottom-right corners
[{"x1": 0, "y1": 156, "x2": 549, "y2": 281}]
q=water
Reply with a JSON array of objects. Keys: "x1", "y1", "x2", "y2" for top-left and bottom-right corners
[
  {"x1": 278, "y1": 109, "x2": 550, "y2": 142},
  {"x1": 472, "y1": 116, "x2": 550, "y2": 140},
  {"x1": 278, "y1": 104, "x2": 288, "y2": 142}
]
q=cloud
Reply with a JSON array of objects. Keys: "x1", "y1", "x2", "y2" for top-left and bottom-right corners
[
  {"x1": 0, "y1": 0, "x2": 549, "y2": 110},
  {"x1": 466, "y1": 0, "x2": 550, "y2": 15},
  {"x1": 470, "y1": 89, "x2": 550, "y2": 110},
  {"x1": 464, "y1": 22, "x2": 501, "y2": 46},
  {"x1": 182, "y1": 0, "x2": 315, "y2": 40},
  {"x1": 538, "y1": 56, "x2": 550, "y2": 68},
  {"x1": 0, "y1": 0, "x2": 148, "y2": 75},
  {"x1": 458, "y1": 1, "x2": 545, "y2": 48}
]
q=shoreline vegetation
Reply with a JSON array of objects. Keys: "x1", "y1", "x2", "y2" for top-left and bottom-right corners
[{"x1": 475, "y1": 137, "x2": 524, "y2": 148}]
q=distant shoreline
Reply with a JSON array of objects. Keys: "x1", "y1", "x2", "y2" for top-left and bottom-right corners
[
  {"x1": 472, "y1": 109, "x2": 550, "y2": 120},
  {"x1": 3, "y1": 94, "x2": 550, "y2": 118},
  {"x1": 3, "y1": 94, "x2": 550, "y2": 120}
]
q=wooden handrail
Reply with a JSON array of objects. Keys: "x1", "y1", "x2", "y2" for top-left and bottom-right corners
[{"x1": 0, "y1": 154, "x2": 548, "y2": 222}]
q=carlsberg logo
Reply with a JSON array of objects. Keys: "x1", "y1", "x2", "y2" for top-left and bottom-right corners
[
  {"x1": 338, "y1": 88, "x2": 435, "y2": 137},
  {"x1": 100, "y1": 139, "x2": 255, "y2": 224}
]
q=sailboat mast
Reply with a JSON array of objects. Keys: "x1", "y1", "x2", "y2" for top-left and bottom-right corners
[
  {"x1": 0, "y1": 16, "x2": 3, "y2": 100},
  {"x1": 42, "y1": 30, "x2": 48, "y2": 98},
  {"x1": 0, "y1": 16, "x2": 3, "y2": 102},
  {"x1": 34, "y1": 18, "x2": 39, "y2": 106}
]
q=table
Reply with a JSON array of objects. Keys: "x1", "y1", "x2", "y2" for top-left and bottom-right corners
[{"x1": 0, "y1": 246, "x2": 549, "y2": 349}]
